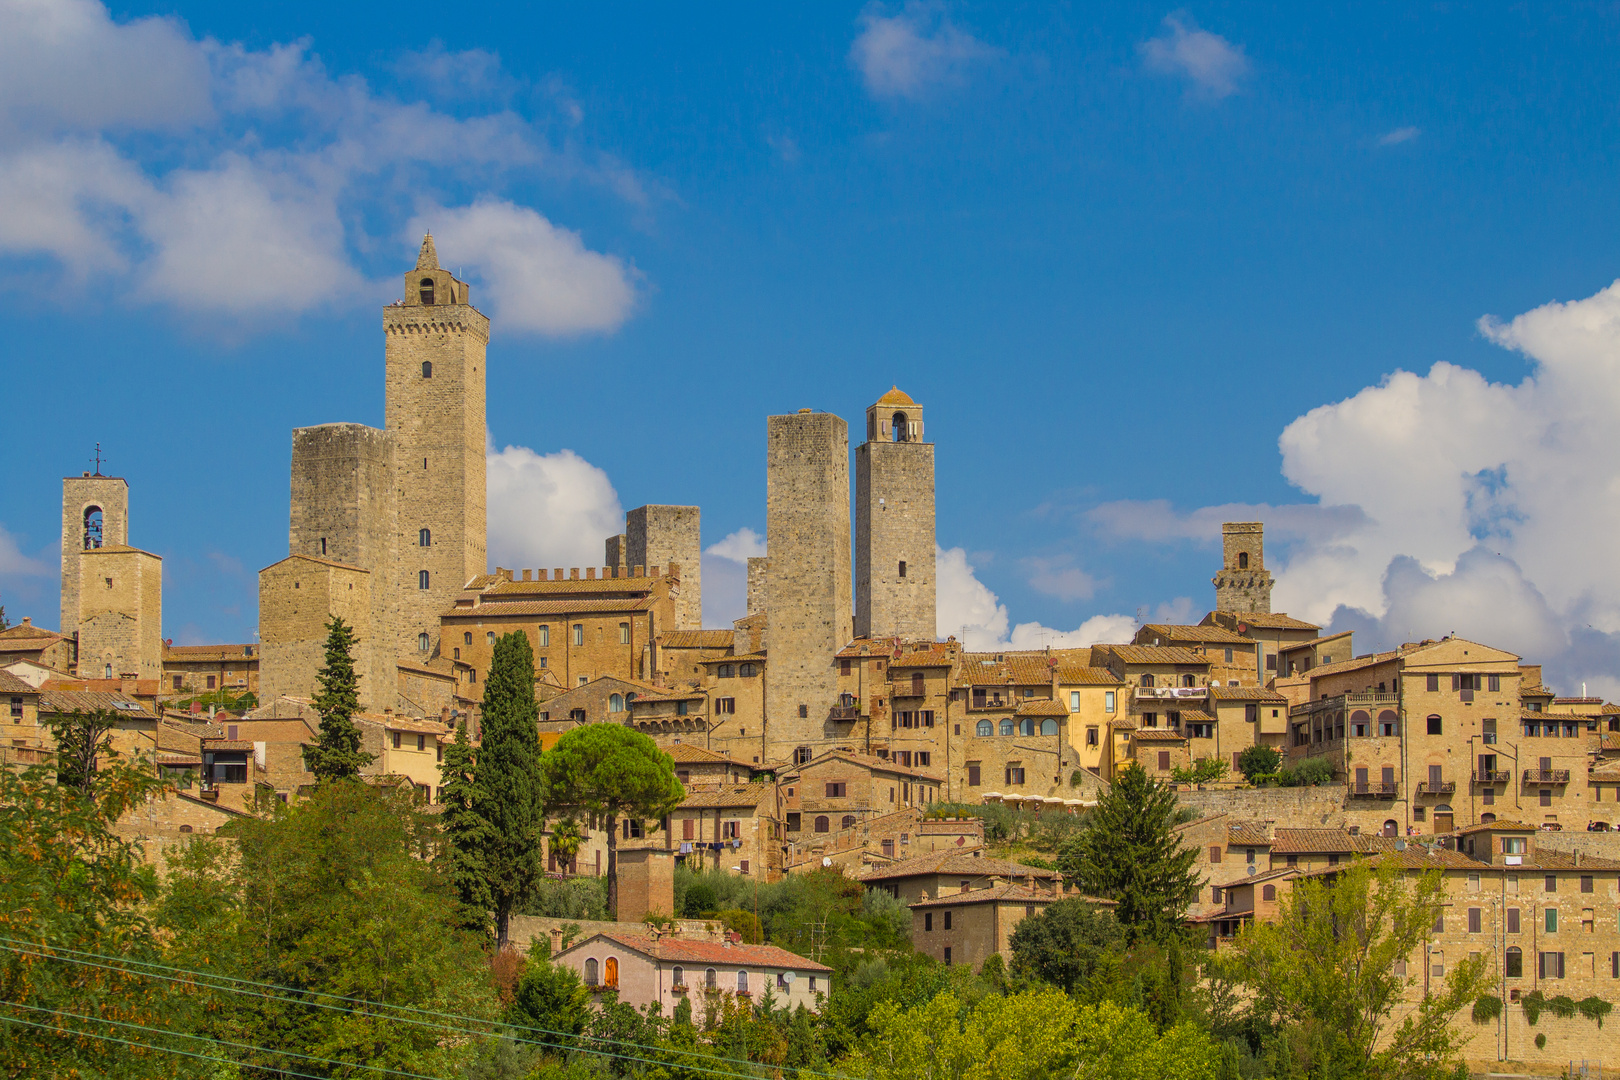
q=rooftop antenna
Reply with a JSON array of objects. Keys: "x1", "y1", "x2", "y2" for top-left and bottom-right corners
[{"x1": 91, "y1": 443, "x2": 104, "y2": 477}]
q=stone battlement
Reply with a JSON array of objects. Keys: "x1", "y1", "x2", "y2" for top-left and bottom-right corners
[{"x1": 492, "y1": 562, "x2": 681, "y2": 583}]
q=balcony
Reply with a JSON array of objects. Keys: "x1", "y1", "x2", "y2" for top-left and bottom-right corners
[
  {"x1": 1524, "y1": 768, "x2": 1571, "y2": 785},
  {"x1": 1475, "y1": 769, "x2": 1511, "y2": 784},
  {"x1": 828, "y1": 706, "x2": 861, "y2": 722},
  {"x1": 1348, "y1": 782, "x2": 1400, "y2": 799},
  {"x1": 969, "y1": 697, "x2": 1011, "y2": 711},
  {"x1": 1415, "y1": 780, "x2": 1456, "y2": 796},
  {"x1": 1133, "y1": 687, "x2": 1208, "y2": 702}
]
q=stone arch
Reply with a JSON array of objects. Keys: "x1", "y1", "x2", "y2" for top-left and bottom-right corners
[
  {"x1": 83, "y1": 505, "x2": 104, "y2": 549},
  {"x1": 892, "y1": 411, "x2": 909, "y2": 441},
  {"x1": 419, "y1": 277, "x2": 435, "y2": 305}
]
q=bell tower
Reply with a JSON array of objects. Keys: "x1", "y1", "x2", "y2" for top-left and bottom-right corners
[
  {"x1": 384, "y1": 234, "x2": 488, "y2": 658},
  {"x1": 855, "y1": 386, "x2": 936, "y2": 641},
  {"x1": 1212, "y1": 521, "x2": 1274, "y2": 614}
]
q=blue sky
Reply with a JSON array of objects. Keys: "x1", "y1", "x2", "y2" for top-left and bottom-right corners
[{"x1": 7, "y1": 2, "x2": 1620, "y2": 694}]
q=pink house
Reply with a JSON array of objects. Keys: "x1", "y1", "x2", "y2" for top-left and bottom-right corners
[{"x1": 552, "y1": 931, "x2": 831, "y2": 1014}]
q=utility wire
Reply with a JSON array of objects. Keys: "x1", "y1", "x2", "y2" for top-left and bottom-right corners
[
  {"x1": 0, "y1": 1009, "x2": 337, "y2": 1080},
  {"x1": 0, "y1": 941, "x2": 792, "y2": 1080},
  {"x1": 1, "y1": 935, "x2": 843, "y2": 1080}
]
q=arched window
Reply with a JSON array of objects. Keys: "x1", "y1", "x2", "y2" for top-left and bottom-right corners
[
  {"x1": 1019, "y1": 718, "x2": 1035, "y2": 736},
  {"x1": 1238, "y1": 552, "x2": 1249, "y2": 569},
  {"x1": 609, "y1": 694, "x2": 625, "y2": 712},
  {"x1": 718, "y1": 664, "x2": 735, "y2": 678},
  {"x1": 672, "y1": 966, "x2": 685, "y2": 987},
  {"x1": 584, "y1": 958, "x2": 599, "y2": 986},
  {"x1": 814, "y1": 816, "x2": 830, "y2": 833},
  {"x1": 604, "y1": 957, "x2": 619, "y2": 989},
  {"x1": 1505, "y1": 947, "x2": 1522, "y2": 978},
  {"x1": 464, "y1": 632, "x2": 472, "y2": 645},
  {"x1": 1262, "y1": 884, "x2": 1276, "y2": 901},
  {"x1": 737, "y1": 970, "x2": 749, "y2": 993},
  {"x1": 1141, "y1": 673, "x2": 1156, "y2": 688},
  {"x1": 1481, "y1": 812, "x2": 1497, "y2": 824},
  {"x1": 1383, "y1": 819, "x2": 1398, "y2": 837},
  {"x1": 841, "y1": 815, "x2": 857, "y2": 829},
  {"x1": 419, "y1": 277, "x2": 435, "y2": 305},
  {"x1": 976, "y1": 719, "x2": 993, "y2": 736},
  {"x1": 1040, "y1": 718, "x2": 1059, "y2": 736},
  {"x1": 104, "y1": 663, "x2": 113, "y2": 679},
  {"x1": 419, "y1": 570, "x2": 430, "y2": 589},
  {"x1": 705, "y1": 967, "x2": 717, "y2": 988},
  {"x1": 740, "y1": 663, "x2": 756, "y2": 677},
  {"x1": 999, "y1": 719, "x2": 1015, "y2": 736},
  {"x1": 414, "y1": 633, "x2": 430, "y2": 653},
  {"x1": 421, "y1": 361, "x2": 432, "y2": 378},
  {"x1": 1183, "y1": 674, "x2": 1197, "y2": 687},
  {"x1": 419, "y1": 528, "x2": 431, "y2": 547},
  {"x1": 82, "y1": 506, "x2": 104, "y2": 550},
  {"x1": 487, "y1": 631, "x2": 495, "y2": 644}
]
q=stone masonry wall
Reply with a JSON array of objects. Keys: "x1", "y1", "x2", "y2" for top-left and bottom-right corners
[
  {"x1": 77, "y1": 547, "x2": 161, "y2": 680},
  {"x1": 1175, "y1": 784, "x2": 1350, "y2": 826},
  {"x1": 60, "y1": 475, "x2": 129, "y2": 645},
  {"x1": 746, "y1": 557, "x2": 769, "y2": 615},
  {"x1": 855, "y1": 436, "x2": 936, "y2": 641},
  {"x1": 258, "y1": 558, "x2": 388, "y2": 709},
  {"x1": 765, "y1": 411, "x2": 852, "y2": 762},
  {"x1": 628, "y1": 505, "x2": 702, "y2": 631},
  {"x1": 1212, "y1": 522, "x2": 1274, "y2": 613}
]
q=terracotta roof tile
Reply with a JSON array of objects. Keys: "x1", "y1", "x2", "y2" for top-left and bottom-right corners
[
  {"x1": 659, "y1": 631, "x2": 736, "y2": 649},
  {"x1": 1054, "y1": 666, "x2": 1124, "y2": 686},
  {"x1": 666, "y1": 744, "x2": 737, "y2": 764},
  {"x1": 566, "y1": 931, "x2": 830, "y2": 972},
  {"x1": 37, "y1": 690, "x2": 156, "y2": 719},
  {"x1": 1214, "y1": 611, "x2": 1321, "y2": 630},
  {"x1": 876, "y1": 386, "x2": 916, "y2": 406},
  {"x1": 1226, "y1": 821, "x2": 1274, "y2": 846},
  {"x1": 860, "y1": 851, "x2": 1060, "y2": 882},
  {"x1": 1101, "y1": 645, "x2": 1209, "y2": 667},
  {"x1": 909, "y1": 884, "x2": 1085, "y2": 908},
  {"x1": 0, "y1": 671, "x2": 37, "y2": 694},
  {"x1": 1270, "y1": 828, "x2": 1359, "y2": 854},
  {"x1": 678, "y1": 783, "x2": 773, "y2": 809},
  {"x1": 1138, "y1": 624, "x2": 1254, "y2": 645},
  {"x1": 1208, "y1": 686, "x2": 1288, "y2": 702},
  {"x1": 1130, "y1": 728, "x2": 1188, "y2": 741},
  {"x1": 1014, "y1": 699, "x2": 1070, "y2": 717}
]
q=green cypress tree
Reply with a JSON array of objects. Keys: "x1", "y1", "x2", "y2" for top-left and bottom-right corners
[
  {"x1": 477, "y1": 631, "x2": 545, "y2": 948},
  {"x1": 438, "y1": 719, "x2": 494, "y2": 934},
  {"x1": 1058, "y1": 762, "x2": 1200, "y2": 943},
  {"x1": 300, "y1": 616, "x2": 375, "y2": 783}
]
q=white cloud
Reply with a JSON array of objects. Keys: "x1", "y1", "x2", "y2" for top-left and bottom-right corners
[
  {"x1": 1023, "y1": 554, "x2": 1099, "y2": 602},
  {"x1": 0, "y1": 524, "x2": 50, "y2": 578},
  {"x1": 412, "y1": 200, "x2": 637, "y2": 336},
  {"x1": 851, "y1": 2, "x2": 999, "y2": 101},
  {"x1": 1088, "y1": 276, "x2": 1620, "y2": 695},
  {"x1": 486, "y1": 441, "x2": 624, "y2": 572},
  {"x1": 937, "y1": 545, "x2": 1135, "y2": 650},
  {"x1": 1139, "y1": 12, "x2": 1250, "y2": 99},
  {"x1": 1379, "y1": 126, "x2": 1421, "y2": 146},
  {"x1": 0, "y1": 0, "x2": 213, "y2": 135},
  {"x1": 0, "y1": 0, "x2": 648, "y2": 331},
  {"x1": 705, "y1": 528, "x2": 766, "y2": 564}
]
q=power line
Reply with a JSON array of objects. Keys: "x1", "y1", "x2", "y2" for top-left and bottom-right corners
[
  {"x1": 0, "y1": 938, "x2": 835, "y2": 1080},
  {"x1": 0, "y1": 1009, "x2": 336, "y2": 1080}
]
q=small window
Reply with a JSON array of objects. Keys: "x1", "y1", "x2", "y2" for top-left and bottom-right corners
[
  {"x1": 705, "y1": 968, "x2": 717, "y2": 988},
  {"x1": 999, "y1": 719, "x2": 1014, "y2": 736},
  {"x1": 419, "y1": 278, "x2": 435, "y2": 305},
  {"x1": 1105, "y1": 690, "x2": 1117, "y2": 713},
  {"x1": 1468, "y1": 908, "x2": 1481, "y2": 933},
  {"x1": 1086, "y1": 726, "x2": 1098, "y2": 746},
  {"x1": 1426, "y1": 674, "x2": 1439, "y2": 692},
  {"x1": 418, "y1": 633, "x2": 430, "y2": 652},
  {"x1": 898, "y1": 560, "x2": 907, "y2": 577},
  {"x1": 419, "y1": 570, "x2": 430, "y2": 590},
  {"x1": 799, "y1": 704, "x2": 809, "y2": 718},
  {"x1": 737, "y1": 970, "x2": 749, "y2": 993},
  {"x1": 1505, "y1": 947, "x2": 1523, "y2": 978},
  {"x1": 419, "y1": 528, "x2": 431, "y2": 547},
  {"x1": 584, "y1": 958, "x2": 599, "y2": 986},
  {"x1": 672, "y1": 966, "x2": 685, "y2": 987},
  {"x1": 488, "y1": 631, "x2": 496, "y2": 644},
  {"x1": 464, "y1": 632, "x2": 472, "y2": 645},
  {"x1": 1210, "y1": 845, "x2": 1223, "y2": 864},
  {"x1": 609, "y1": 694, "x2": 625, "y2": 713},
  {"x1": 573, "y1": 624, "x2": 584, "y2": 646},
  {"x1": 1546, "y1": 908, "x2": 1558, "y2": 933},
  {"x1": 421, "y1": 360, "x2": 432, "y2": 378},
  {"x1": 619, "y1": 622, "x2": 630, "y2": 644},
  {"x1": 1547, "y1": 875, "x2": 1558, "y2": 893},
  {"x1": 1040, "y1": 718, "x2": 1059, "y2": 736},
  {"x1": 740, "y1": 663, "x2": 756, "y2": 677},
  {"x1": 814, "y1": 816, "x2": 829, "y2": 833},
  {"x1": 1237, "y1": 552, "x2": 1249, "y2": 569},
  {"x1": 1262, "y1": 884, "x2": 1276, "y2": 901},
  {"x1": 841, "y1": 814, "x2": 856, "y2": 829},
  {"x1": 1427, "y1": 715, "x2": 1442, "y2": 735}
]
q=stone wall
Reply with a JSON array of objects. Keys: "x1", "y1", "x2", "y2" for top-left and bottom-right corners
[
  {"x1": 258, "y1": 557, "x2": 390, "y2": 710},
  {"x1": 1212, "y1": 522, "x2": 1274, "y2": 614},
  {"x1": 855, "y1": 433, "x2": 936, "y2": 641},
  {"x1": 60, "y1": 474, "x2": 128, "y2": 644},
  {"x1": 77, "y1": 546, "x2": 161, "y2": 680},
  {"x1": 627, "y1": 506, "x2": 702, "y2": 631},
  {"x1": 764, "y1": 411, "x2": 851, "y2": 761},
  {"x1": 1175, "y1": 784, "x2": 1349, "y2": 827},
  {"x1": 746, "y1": 557, "x2": 768, "y2": 615},
  {"x1": 383, "y1": 254, "x2": 488, "y2": 658}
]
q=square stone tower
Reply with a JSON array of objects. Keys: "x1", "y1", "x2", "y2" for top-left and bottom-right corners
[
  {"x1": 1212, "y1": 521, "x2": 1274, "y2": 613},
  {"x1": 258, "y1": 556, "x2": 391, "y2": 708},
  {"x1": 384, "y1": 235, "x2": 488, "y2": 658},
  {"x1": 764, "y1": 410, "x2": 852, "y2": 760},
  {"x1": 60, "y1": 473, "x2": 129, "y2": 641},
  {"x1": 855, "y1": 387, "x2": 936, "y2": 641},
  {"x1": 626, "y1": 505, "x2": 701, "y2": 630},
  {"x1": 76, "y1": 545, "x2": 162, "y2": 681}
]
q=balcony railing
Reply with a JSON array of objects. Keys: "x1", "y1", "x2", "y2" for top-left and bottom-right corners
[
  {"x1": 828, "y1": 706, "x2": 860, "y2": 721},
  {"x1": 1348, "y1": 782, "x2": 1400, "y2": 798},
  {"x1": 1415, "y1": 780, "x2": 1456, "y2": 795},
  {"x1": 1524, "y1": 768, "x2": 1571, "y2": 785},
  {"x1": 1475, "y1": 769, "x2": 1511, "y2": 784},
  {"x1": 1133, "y1": 687, "x2": 1208, "y2": 701},
  {"x1": 969, "y1": 698, "x2": 1011, "y2": 711}
]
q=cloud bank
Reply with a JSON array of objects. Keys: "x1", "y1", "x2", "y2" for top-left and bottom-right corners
[
  {"x1": 486, "y1": 440, "x2": 624, "y2": 572},
  {"x1": 937, "y1": 545, "x2": 1136, "y2": 650},
  {"x1": 850, "y1": 2, "x2": 999, "y2": 101}
]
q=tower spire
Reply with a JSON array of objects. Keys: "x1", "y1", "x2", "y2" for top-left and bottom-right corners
[{"x1": 415, "y1": 233, "x2": 440, "y2": 271}]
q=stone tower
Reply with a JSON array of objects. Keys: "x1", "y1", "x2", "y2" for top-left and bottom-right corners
[
  {"x1": 384, "y1": 235, "x2": 488, "y2": 657},
  {"x1": 764, "y1": 410, "x2": 852, "y2": 760},
  {"x1": 626, "y1": 505, "x2": 702, "y2": 630},
  {"x1": 61, "y1": 473, "x2": 129, "y2": 640},
  {"x1": 855, "y1": 387, "x2": 936, "y2": 641},
  {"x1": 1212, "y1": 521, "x2": 1274, "y2": 613}
]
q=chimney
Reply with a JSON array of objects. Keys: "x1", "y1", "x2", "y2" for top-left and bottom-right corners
[
  {"x1": 550, "y1": 927, "x2": 563, "y2": 951},
  {"x1": 21, "y1": 617, "x2": 30, "y2": 627}
]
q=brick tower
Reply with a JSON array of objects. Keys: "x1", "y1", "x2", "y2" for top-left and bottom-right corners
[
  {"x1": 855, "y1": 386, "x2": 936, "y2": 641},
  {"x1": 764, "y1": 409, "x2": 852, "y2": 761},
  {"x1": 1212, "y1": 521, "x2": 1274, "y2": 613},
  {"x1": 385, "y1": 235, "x2": 488, "y2": 657}
]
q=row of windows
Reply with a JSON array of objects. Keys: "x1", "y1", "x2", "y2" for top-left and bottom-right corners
[
  {"x1": 716, "y1": 663, "x2": 758, "y2": 678},
  {"x1": 973, "y1": 718, "x2": 1060, "y2": 737}
]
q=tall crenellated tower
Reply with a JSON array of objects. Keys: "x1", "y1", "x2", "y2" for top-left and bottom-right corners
[
  {"x1": 384, "y1": 235, "x2": 488, "y2": 658},
  {"x1": 764, "y1": 409, "x2": 852, "y2": 761},
  {"x1": 1212, "y1": 521, "x2": 1274, "y2": 614},
  {"x1": 855, "y1": 387, "x2": 936, "y2": 640}
]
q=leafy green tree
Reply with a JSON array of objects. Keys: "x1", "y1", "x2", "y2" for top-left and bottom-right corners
[
  {"x1": 175, "y1": 781, "x2": 496, "y2": 1077},
  {"x1": 1170, "y1": 757, "x2": 1229, "y2": 785},
  {"x1": 0, "y1": 745, "x2": 209, "y2": 1077},
  {"x1": 1058, "y1": 763, "x2": 1200, "y2": 944},
  {"x1": 1235, "y1": 744, "x2": 1282, "y2": 783},
  {"x1": 506, "y1": 950, "x2": 592, "y2": 1048},
  {"x1": 1009, "y1": 897, "x2": 1126, "y2": 993},
  {"x1": 477, "y1": 631, "x2": 546, "y2": 948},
  {"x1": 1222, "y1": 861, "x2": 1489, "y2": 1079},
  {"x1": 48, "y1": 708, "x2": 120, "y2": 794},
  {"x1": 549, "y1": 815, "x2": 585, "y2": 871},
  {"x1": 439, "y1": 718, "x2": 494, "y2": 932},
  {"x1": 1277, "y1": 756, "x2": 1335, "y2": 787},
  {"x1": 300, "y1": 615, "x2": 374, "y2": 782},
  {"x1": 539, "y1": 724, "x2": 684, "y2": 920}
]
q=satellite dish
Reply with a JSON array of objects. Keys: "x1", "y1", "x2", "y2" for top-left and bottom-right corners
[
  {"x1": 782, "y1": 971, "x2": 795, "y2": 985},
  {"x1": 1246, "y1": 866, "x2": 1256, "y2": 876},
  {"x1": 822, "y1": 856, "x2": 832, "y2": 867}
]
